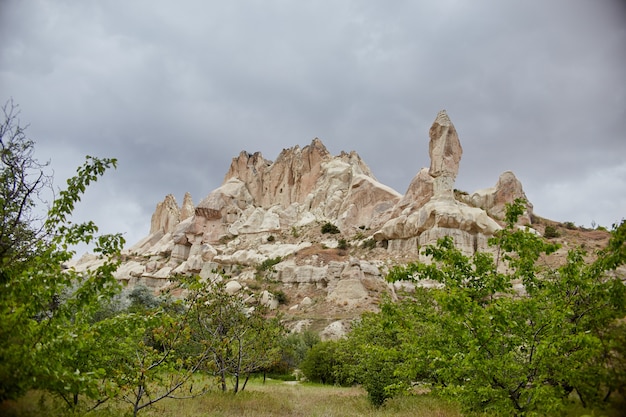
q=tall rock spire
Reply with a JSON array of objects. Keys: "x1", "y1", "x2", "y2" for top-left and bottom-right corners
[{"x1": 428, "y1": 110, "x2": 462, "y2": 200}]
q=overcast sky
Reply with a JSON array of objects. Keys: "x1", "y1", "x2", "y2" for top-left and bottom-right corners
[{"x1": 1, "y1": 0, "x2": 625, "y2": 249}]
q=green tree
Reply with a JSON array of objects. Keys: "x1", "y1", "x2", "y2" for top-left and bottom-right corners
[
  {"x1": 118, "y1": 307, "x2": 211, "y2": 417},
  {"x1": 185, "y1": 276, "x2": 285, "y2": 393},
  {"x1": 0, "y1": 99, "x2": 51, "y2": 266},
  {"x1": 300, "y1": 340, "x2": 345, "y2": 385},
  {"x1": 274, "y1": 330, "x2": 320, "y2": 374},
  {"x1": 385, "y1": 200, "x2": 626, "y2": 415},
  {"x1": 0, "y1": 99, "x2": 126, "y2": 406}
]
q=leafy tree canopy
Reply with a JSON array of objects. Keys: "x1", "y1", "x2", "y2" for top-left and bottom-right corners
[{"x1": 345, "y1": 199, "x2": 626, "y2": 414}]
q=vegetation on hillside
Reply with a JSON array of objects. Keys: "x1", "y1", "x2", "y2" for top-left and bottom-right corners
[{"x1": 301, "y1": 199, "x2": 626, "y2": 415}]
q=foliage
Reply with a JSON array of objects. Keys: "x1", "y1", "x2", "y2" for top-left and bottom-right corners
[
  {"x1": 184, "y1": 276, "x2": 285, "y2": 394},
  {"x1": 543, "y1": 224, "x2": 560, "y2": 238},
  {"x1": 300, "y1": 340, "x2": 346, "y2": 385},
  {"x1": 273, "y1": 289, "x2": 288, "y2": 305},
  {"x1": 273, "y1": 330, "x2": 320, "y2": 373},
  {"x1": 256, "y1": 256, "x2": 282, "y2": 273},
  {"x1": 328, "y1": 199, "x2": 626, "y2": 413},
  {"x1": 563, "y1": 221, "x2": 577, "y2": 230},
  {"x1": 337, "y1": 238, "x2": 349, "y2": 250},
  {"x1": 321, "y1": 222, "x2": 340, "y2": 234},
  {"x1": 335, "y1": 302, "x2": 412, "y2": 406},
  {"x1": 117, "y1": 306, "x2": 210, "y2": 417},
  {"x1": 0, "y1": 99, "x2": 51, "y2": 266},
  {"x1": 0, "y1": 100, "x2": 124, "y2": 404},
  {"x1": 362, "y1": 238, "x2": 377, "y2": 250}
]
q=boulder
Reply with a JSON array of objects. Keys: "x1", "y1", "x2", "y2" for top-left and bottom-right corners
[
  {"x1": 320, "y1": 320, "x2": 350, "y2": 341},
  {"x1": 225, "y1": 280, "x2": 243, "y2": 295},
  {"x1": 260, "y1": 290, "x2": 279, "y2": 310}
]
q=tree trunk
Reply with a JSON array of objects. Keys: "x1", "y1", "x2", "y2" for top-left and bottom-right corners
[{"x1": 242, "y1": 373, "x2": 251, "y2": 391}]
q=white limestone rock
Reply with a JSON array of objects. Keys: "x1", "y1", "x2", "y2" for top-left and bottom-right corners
[
  {"x1": 260, "y1": 290, "x2": 279, "y2": 310},
  {"x1": 225, "y1": 280, "x2": 243, "y2": 295},
  {"x1": 320, "y1": 320, "x2": 351, "y2": 341},
  {"x1": 469, "y1": 171, "x2": 533, "y2": 224},
  {"x1": 150, "y1": 194, "x2": 180, "y2": 234}
]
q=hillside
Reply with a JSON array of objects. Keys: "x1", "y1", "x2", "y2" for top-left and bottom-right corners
[{"x1": 70, "y1": 110, "x2": 613, "y2": 338}]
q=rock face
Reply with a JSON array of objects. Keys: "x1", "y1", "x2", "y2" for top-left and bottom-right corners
[
  {"x1": 193, "y1": 138, "x2": 401, "y2": 242},
  {"x1": 73, "y1": 111, "x2": 536, "y2": 335},
  {"x1": 463, "y1": 171, "x2": 533, "y2": 224},
  {"x1": 428, "y1": 110, "x2": 462, "y2": 200},
  {"x1": 150, "y1": 194, "x2": 181, "y2": 234},
  {"x1": 374, "y1": 110, "x2": 520, "y2": 257}
]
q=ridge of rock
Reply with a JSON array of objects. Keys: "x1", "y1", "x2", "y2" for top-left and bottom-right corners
[{"x1": 73, "y1": 112, "x2": 541, "y2": 338}]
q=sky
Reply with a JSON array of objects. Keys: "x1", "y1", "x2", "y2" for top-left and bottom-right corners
[{"x1": 1, "y1": 0, "x2": 625, "y2": 249}]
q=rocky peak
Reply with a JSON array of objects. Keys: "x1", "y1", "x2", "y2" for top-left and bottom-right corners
[
  {"x1": 150, "y1": 194, "x2": 181, "y2": 234},
  {"x1": 222, "y1": 138, "x2": 333, "y2": 209},
  {"x1": 193, "y1": 138, "x2": 399, "y2": 242},
  {"x1": 181, "y1": 192, "x2": 195, "y2": 221},
  {"x1": 375, "y1": 111, "x2": 504, "y2": 256},
  {"x1": 429, "y1": 109, "x2": 463, "y2": 200},
  {"x1": 464, "y1": 171, "x2": 533, "y2": 224}
]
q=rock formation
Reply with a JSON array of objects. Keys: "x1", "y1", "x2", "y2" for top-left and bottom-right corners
[
  {"x1": 428, "y1": 110, "x2": 462, "y2": 200},
  {"x1": 373, "y1": 110, "x2": 514, "y2": 257},
  {"x1": 192, "y1": 138, "x2": 400, "y2": 243},
  {"x1": 150, "y1": 194, "x2": 181, "y2": 234},
  {"x1": 71, "y1": 111, "x2": 537, "y2": 338},
  {"x1": 463, "y1": 171, "x2": 533, "y2": 224}
]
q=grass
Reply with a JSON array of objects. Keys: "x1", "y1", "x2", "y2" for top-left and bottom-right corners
[
  {"x1": 3, "y1": 379, "x2": 623, "y2": 417},
  {"x1": 1, "y1": 379, "x2": 462, "y2": 417}
]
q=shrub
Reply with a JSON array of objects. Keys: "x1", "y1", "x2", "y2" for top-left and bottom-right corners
[
  {"x1": 267, "y1": 235, "x2": 275, "y2": 242},
  {"x1": 300, "y1": 341, "x2": 344, "y2": 385},
  {"x1": 544, "y1": 225, "x2": 560, "y2": 238},
  {"x1": 337, "y1": 239, "x2": 349, "y2": 250},
  {"x1": 361, "y1": 239, "x2": 377, "y2": 250},
  {"x1": 321, "y1": 222, "x2": 340, "y2": 234},
  {"x1": 274, "y1": 290, "x2": 288, "y2": 305},
  {"x1": 563, "y1": 221, "x2": 577, "y2": 230},
  {"x1": 256, "y1": 257, "x2": 283, "y2": 273}
]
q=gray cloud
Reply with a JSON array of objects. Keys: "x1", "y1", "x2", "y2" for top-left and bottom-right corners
[{"x1": 1, "y1": 0, "x2": 624, "y2": 248}]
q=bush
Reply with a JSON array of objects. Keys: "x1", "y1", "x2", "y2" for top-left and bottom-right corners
[
  {"x1": 544, "y1": 224, "x2": 560, "y2": 238},
  {"x1": 337, "y1": 239, "x2": 349, "y2": 250},
  {"x1": 300, "y1": 341, "x2": 345, "y2": 385},
  {"x1": 127, "y1": 285, "x2": 160, "y2": 312},
  {"x1": 361, "y1": 239, "x2": 377, "y2": 250},
  {"x1": 267, "y1": 235, "x2": 275, "y2": 242},
  {"x1": 274, "y1": 290, "x2": 288, "y2": 305},
  {"x1": 256, "y1": 257, "x2": 282, "y2": 273},
  {"x1": 563, "y1": 221, "x2": 577, "y2": 230},
  {"x1": 321, "y1": 222, "x2": 340, "y2": 234},
  {"x1": 274, "y1": 330, "x2": 321, "y2": 372}
]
